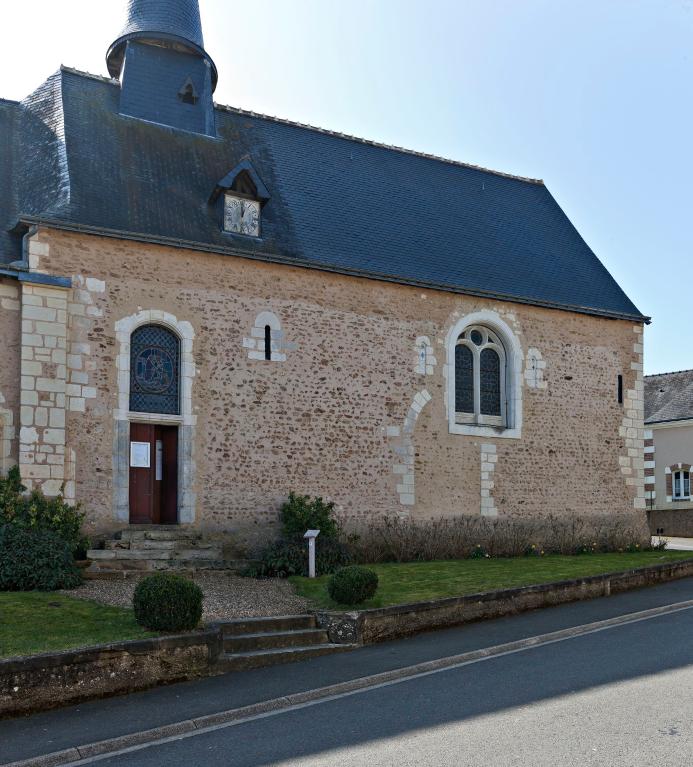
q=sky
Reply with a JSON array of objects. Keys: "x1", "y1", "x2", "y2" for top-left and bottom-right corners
[{"x1": 1, "y1": 0, "x2": 691, "y2": 375}]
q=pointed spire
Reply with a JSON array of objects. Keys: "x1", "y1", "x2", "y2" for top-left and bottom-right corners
[{"x1": 107, "y1": 0, "x2": 217, "y2": 88}]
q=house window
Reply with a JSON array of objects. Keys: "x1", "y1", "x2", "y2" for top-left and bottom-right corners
[
  {"x1": 129, "y1": 324, "x2": 181, "y2": 415},
  {"x1": 454, "y1": 325, "x2": 506, "y2": 427},
  {"x1": 673, "y1": 470, "x2": 690, "y2": 501}
]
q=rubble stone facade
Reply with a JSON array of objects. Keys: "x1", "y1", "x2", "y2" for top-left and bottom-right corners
[{"x1": 0, "y1": 228, "x2": 646, "y2": 549}]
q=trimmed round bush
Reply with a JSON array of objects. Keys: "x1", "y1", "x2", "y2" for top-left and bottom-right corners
[
  {"x1": 0, "y1": 524, "x2": 81, "y2": 591},
  {"x1": 328, "y1": 566, "x2": 378, "y2": 605},
  {"x1": 133, "y1": 573, "x2": 203, "y2": 631}
]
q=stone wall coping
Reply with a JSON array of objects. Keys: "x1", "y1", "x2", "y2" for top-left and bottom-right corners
[
  {"x1": 0, "y1": 628, "x2": 219, "y2": 674},
  {"x1": 317, "y1": 557, "x2": 693, "y2": 623}
]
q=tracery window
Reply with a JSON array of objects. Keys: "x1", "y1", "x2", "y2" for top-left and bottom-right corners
[
  {"x1": 129, "y1": 325, "x2": 181, "y2": 415},
  {"x1": 454, "y1": 325, "x2": 506, "y2": 427}
]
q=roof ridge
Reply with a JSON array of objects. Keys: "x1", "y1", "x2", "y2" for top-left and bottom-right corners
[
  {"x1": 60, "y1": 64, "x2": 118, "y2": 85},
  {"x1": 645, "y1": 369, "x2": 693, "y2": 378},
  {"x1": 214, "y1": 102, "x2": 545, "y2": 185},
  {"x1": 56, "y1": 65, "x2": 543, "y2": 186}
]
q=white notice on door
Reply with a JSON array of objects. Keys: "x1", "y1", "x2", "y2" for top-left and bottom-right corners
[{"x1": 130, "y1": 441, "x2": 151, "y2": 468}]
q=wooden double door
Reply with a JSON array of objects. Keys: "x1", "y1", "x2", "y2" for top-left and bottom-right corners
[{"x1": 129, "y1": 423, "x2": 178, "y2": 525}]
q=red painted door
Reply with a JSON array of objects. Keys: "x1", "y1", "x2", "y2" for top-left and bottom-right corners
[{"x1": 129, "y1": 424, "x2": 178, "y2": 525}]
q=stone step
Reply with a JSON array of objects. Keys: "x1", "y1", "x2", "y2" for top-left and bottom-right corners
[
  {"x1": 116, "y1": 529, "x2": 203, "y2": 542},
  {"x1": 224, "y1": 629, "x2": 329, "y2": 653},
  {"x1": 219, "y1": 615, "x2": 317, "y2": 636},
  {"x1": 85, "y1": 558, "x2": 232, "y2": 574},
  {"x1": 129, "y1": 540, "x2": 220, "y2": 551},
  {"x1": 88, "y1": 548, "x2": 223, "y2": 561},
  {"x1": 220, "y1": 644, "x2": 353, "y2": 672}
]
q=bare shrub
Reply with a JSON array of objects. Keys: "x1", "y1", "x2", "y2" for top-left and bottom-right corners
[{"x1": 346, "y1": 511, "x2": 651, "y2": 564}]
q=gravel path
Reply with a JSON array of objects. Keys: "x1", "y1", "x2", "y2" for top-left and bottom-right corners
[{"x1": 62, "y1": 572, "x2": 311, "y2": 621}]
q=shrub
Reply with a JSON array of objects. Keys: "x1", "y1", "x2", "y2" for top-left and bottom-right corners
[
  {"x1": 246, "y1": 536, "x2": 352, "y2": 578},
  {"x1": 0, "y1": 525, "x2": 81, "y2": 591},
  {"x1": 133, "y1": 573, "x2": 203, "y2": 631},
  {"x1": 347, "y1": 512, "x2": 652, "y2": 563},
  {"x1": 328, "y1": 566, "x2": 379, "y2": 605},
  {"x1": 281, "y1": 493, "x2": 340, "y2": 540},
  {"x1": 0, "y1": 466, "x2": 87, "y2": 556}
]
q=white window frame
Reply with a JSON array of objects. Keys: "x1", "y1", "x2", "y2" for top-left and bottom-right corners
[
  {"x1": 445, "y1": 310, "x2": 523, "y2": 439},
  {"x1": 455, "y1": 326, "x2": 506, "y2": 427},
  {"x1": 673, "y1": 469, "x2": 691, "y2": 501}
]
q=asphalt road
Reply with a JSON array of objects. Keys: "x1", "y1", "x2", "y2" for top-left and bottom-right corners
[{"x1": 70, "y1": 605, "x2": 693, "y2": 767}]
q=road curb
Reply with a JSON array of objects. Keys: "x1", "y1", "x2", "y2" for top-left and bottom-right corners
[{"x1": 6, "y1": 597, "x2": 693, "y2": 767}]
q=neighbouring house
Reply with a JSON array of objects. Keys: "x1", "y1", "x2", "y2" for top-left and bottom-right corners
[
  {"x1": 644, "y1": 370, "x2": 693, "y2": 536},
  {"x1": 0, "y1": 0, "x2": 648, "y2": 551}
]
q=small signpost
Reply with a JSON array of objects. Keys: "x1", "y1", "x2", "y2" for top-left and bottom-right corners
[{"x1": 304, "y1": 529, "x2": 320, "y2": 578}]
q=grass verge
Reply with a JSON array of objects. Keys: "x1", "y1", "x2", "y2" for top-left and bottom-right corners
[
  {"x1": 0, "y1": 592, "x2": 156, "y2": 659},
  {"x1": 290, "y1": 550, "x2": 693, "y2": 610}
]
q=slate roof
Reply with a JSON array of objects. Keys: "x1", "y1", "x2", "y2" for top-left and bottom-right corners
[
  {"x1": 106, "y1": 0, "x2": 216, "y2": 85},
  {"x1": 0, "y1": 66, "x2": 646, "y2": 322},
  {"x1": 645, "y1": 370, "x2": 693, "y2": 424}
]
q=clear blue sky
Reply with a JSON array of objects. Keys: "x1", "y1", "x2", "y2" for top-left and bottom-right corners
[{"x1": 2, "y1": 0, "x2": 691, "y2": 375}]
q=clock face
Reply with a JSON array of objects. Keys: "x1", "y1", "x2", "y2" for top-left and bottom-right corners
[{"x1": 224, "y1": 194, "x2": 260, "y2": 237}]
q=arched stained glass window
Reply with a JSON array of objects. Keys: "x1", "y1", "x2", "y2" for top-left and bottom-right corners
[
  {"x1": 130, "y1": 325, "x2": 180, "y2": 415},
  {"x1": 480, "y1": 348, "x2": 501, "y2": 416},
  {"x1": 454, "y1": 325, "x2": 506, "y2": 427},
  {"x1": 455, "y1": 345, "x2": 474, "y2": 414}
]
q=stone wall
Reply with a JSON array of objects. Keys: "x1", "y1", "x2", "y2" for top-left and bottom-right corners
[
  {"x1": 318, "y1": 558, "x2": 693, "y2": 645},
  {"x1": 0, "y1": 277, "x2": 21, "y2": 475},
  {"x1": 0, "y1": 631, "x2": 221, "y2": 718},
  {"x1": 7, "y1": 227, "x2": 645, "y2": 548}
]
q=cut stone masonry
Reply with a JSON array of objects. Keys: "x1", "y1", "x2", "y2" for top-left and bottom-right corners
[
  {"x1": 243, "y1": 311, "x2": 295, "y2": 362},
  {"x1": 480, "y1": 443, "x2": 498, "y2": 517},
  {"x1": 415, "y1": 336, "x2": 437, "y2": 375},
  {"x1": 617, "y1": 326, "x2": 646, "y2": 509},
  {"x1": 18, "y1": 282, "x2": 69, "y2": 496},
  {"x1": 388, "y1": 389, "x2": 432, "y2": 510}
]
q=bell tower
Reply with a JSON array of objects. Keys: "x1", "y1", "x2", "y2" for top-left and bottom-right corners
[{"x1": 106, "y1": 0, "x2": 217, "y2": 136}]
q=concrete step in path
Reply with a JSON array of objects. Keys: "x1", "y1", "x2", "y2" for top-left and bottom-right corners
[
  {"x1": 85, "y1": 526, "x2": 240, "y2": 577},
  {"x1": 218, "y1": 615, "x2": 354, "y2": 671}
]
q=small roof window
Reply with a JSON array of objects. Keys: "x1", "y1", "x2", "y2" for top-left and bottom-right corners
[{"x1": 210, "y1": 160, "x2": 269, "y2": 239}]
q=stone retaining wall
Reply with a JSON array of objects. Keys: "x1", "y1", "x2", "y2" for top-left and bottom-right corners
[
  {"x1": 3, "y1": 559, "x2": 693, "y2": 718},
  {"x1": 0, "y1": 630, "x2": 222, "y2": 718},
  {"x1": 317, "y1": 558, "x2": 693, "y2": 645}
]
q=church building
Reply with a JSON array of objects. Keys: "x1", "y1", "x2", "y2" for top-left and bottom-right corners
[{"x1": 0, "y1": 0, "x2": 648, "y2": 549}]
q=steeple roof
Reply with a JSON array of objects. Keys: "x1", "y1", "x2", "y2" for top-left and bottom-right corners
[{"x1": 106, "y1": 0, "x2": 217, "y2": 87}]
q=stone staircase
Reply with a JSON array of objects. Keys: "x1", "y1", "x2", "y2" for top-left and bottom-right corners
[
  {"x1": 86, "y1": 526, "x2": 244, "y2": 577},
  {"x1": 218, "y1": 615, "x2": 353, "y2": 671}
]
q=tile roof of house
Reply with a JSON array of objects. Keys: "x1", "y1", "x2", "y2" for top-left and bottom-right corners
[
  {"x1": 0, "y1": 66, "x2": 646, "y2": 322},
  {"x1": 645, "y1": 369, "x2": 693, "y2": 424}
]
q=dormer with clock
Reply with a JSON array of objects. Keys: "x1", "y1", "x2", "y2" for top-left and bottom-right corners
[{"x1": 210, "y1": 160, "x2": 270, "y2": 239}]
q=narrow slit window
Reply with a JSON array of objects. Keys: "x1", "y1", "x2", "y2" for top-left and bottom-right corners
[
  {"x1": 264, "y1": 325, "x2": 272, "y2": 361},
  {"x1": 617, "y1": 374, "x2": 623, "y2": 404}
]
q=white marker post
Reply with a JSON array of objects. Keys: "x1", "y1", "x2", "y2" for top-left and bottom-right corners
[{"x1": 304, "y1": 529, "x2": 320, "y2": 578}]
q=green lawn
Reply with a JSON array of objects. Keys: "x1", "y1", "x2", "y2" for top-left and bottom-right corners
[
  {"x1": 290, "y1": 550, "x2": 693, "y2": 610},
  {"x1": 0, "y1": 592, "x2": 156, "y2": 659}
]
